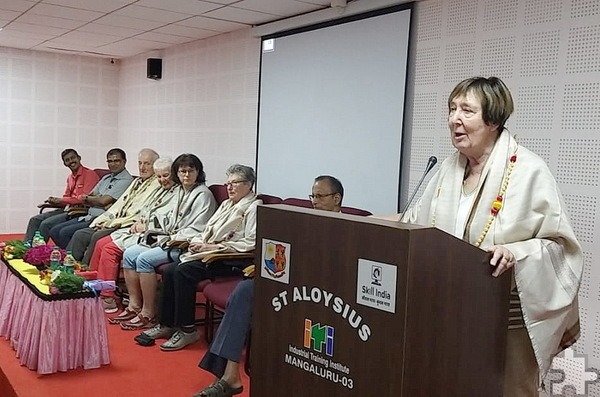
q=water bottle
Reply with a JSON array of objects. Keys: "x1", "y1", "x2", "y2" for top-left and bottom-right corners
[
  {"x1": 49, "y1": 246, "x2": 62, "y2": 270},
  {"x1": 32, "y1": 231, "x2": 45, "y2": 247},
  {"x1": 63, "y1": 251, "x2": 75, "y2": 274}
]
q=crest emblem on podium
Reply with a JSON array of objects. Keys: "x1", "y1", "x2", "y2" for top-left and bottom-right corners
[{"x1": 261, "y1": 239, "x2": 291, "y2": 284}]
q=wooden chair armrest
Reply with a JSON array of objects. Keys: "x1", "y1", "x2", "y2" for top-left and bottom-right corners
[
  {"x1": 168, "y1": 240, "x2": 190, "y2": 250},
  {"x1": 67, "y1": 206, "x2": 90, "y2": 217},
  {"x1": 38, "y1": 203, "x2": 64, "y2": 214},
  {"x1": 202, "y1": 251, "x2": 255, "y2": 264}
]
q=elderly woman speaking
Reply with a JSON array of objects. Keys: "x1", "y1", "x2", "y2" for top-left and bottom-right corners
[
  {"x1": 399, "y1": 77, "x2": 582, "y2": 396},
  {"x1": 135, "y1": 164, "x2": 262, "y2": 351}
]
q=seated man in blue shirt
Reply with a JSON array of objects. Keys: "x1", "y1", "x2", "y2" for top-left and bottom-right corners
[{"x1": 49, "y1": 148, "x2": 134, "y2": 249}]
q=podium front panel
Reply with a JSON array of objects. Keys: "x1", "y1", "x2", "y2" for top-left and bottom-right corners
[{"x1": 251, "y1": 205, "x2": 509, "y2": 397}]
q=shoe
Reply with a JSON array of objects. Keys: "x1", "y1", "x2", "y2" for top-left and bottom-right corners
[
  {"x1": 102, "y1": 297, "x2": 119, "y2": 314},
  {"x1": 107, "y1": 307, "x2": 138, "y2": 324},
  {"x1": 160, "y1": 329, "x2": 199, "y2": 351},
  {"x1": 193, "y1": 379, "x2": 243, "y2": 397},
  {"x1": 140, "y1": 324, "x2": 176, "y2": 340},
  {"x1": 120, "y1": 314, "x2": 157, "y2": 331}
]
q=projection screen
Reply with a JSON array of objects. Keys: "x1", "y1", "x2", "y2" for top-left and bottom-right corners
[{"x1": 256, "y1": 5, "x2": 412, "y2": 214}]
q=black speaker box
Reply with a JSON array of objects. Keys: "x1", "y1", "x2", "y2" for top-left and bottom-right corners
[{"x1": 147, "y1": 58, "x2": 162, "y2": 80}]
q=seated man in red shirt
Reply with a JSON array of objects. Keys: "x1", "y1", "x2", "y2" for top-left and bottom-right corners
[{"x1": 24, "y1": 148, "x2": 100, "y2": 243}]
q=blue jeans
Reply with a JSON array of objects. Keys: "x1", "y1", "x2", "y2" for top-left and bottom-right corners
[
  {"x1": 25, "y1": 210, "x2": 69, "y2": 242},
  {"x1": 122, "y1": 244, "x2": 181, "y2": 273},
  {"x1": 49, "y1": 218, "x2": 92, "y2": 248}
]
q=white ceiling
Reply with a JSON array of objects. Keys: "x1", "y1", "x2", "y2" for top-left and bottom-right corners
[{"x1": 0, "y1": 0, "x2": 337, "y2": 58}]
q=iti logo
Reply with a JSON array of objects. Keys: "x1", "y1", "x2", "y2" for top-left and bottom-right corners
[
  {"x1": 263, "y1": 242, "x2": 287, "y2": 278},
  {"x1": 304, "y1": 319, "x2": 334, "y2": 357},
  {"x1": 547, "y1": 348, "x2": 600, "y2": 396}
]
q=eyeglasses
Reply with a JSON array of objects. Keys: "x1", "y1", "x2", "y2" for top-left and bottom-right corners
[
  {"x1": 309, "y1": 193, "x2": 336, "y2": 200},
  {"x1": 178, "y1": 168, "x2": 197, "y2": 175},
  {"x1": 225, "y1": 180, "x2": 248, "y2": 188}
]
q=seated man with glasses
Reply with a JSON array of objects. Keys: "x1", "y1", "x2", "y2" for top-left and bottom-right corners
[
  {"x1": 189, "y1": 175, "x2": 344, "y2": 397},
  {"x1": 49, "y1": 148, "x2": 133, "y2": 249},
  {"x1": 308, "y1": 175, "x2": 344, "y2": 212}
]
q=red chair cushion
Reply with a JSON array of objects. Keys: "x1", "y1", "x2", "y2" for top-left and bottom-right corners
[
  {"x1": 209, "y1": 184, "x2": 229, "y2": 205},
  {"x1": 257, "y1": 194, "x2": 283, "y2": 204},
  {"x1": 282, "y1": 198, "x2": 313, "y2": 208},
  {"x1": 203, "y1": 277, "x2": 244, "y2": 309},
  {"x1": 341, "y1": 207, "x2": 372, "y2": 216}
]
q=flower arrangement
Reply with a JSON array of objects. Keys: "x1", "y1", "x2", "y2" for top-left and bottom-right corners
[
  {"x1": 1, "y1": 240, "x2": 29, "y2": 261},
  {"x1": 50, "y1": 272, "x2": 86, "y2": 294},
  {"x1": 38, "y1": 269, "x2": 86, "y2": 294},
  {"x1": 23, "y1": 245, "x2": 66, "y2": 269}
]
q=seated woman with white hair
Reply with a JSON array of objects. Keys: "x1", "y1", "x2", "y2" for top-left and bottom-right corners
[
  {"x1": 110, "y1": 154, "x2": 217, "y2": 330},
  {"x1": 87, "y1": 157, "x2": 178, "y2": 313},
  {"x1": 134, "y1": 164, "x2": 262, "y2": 352}
]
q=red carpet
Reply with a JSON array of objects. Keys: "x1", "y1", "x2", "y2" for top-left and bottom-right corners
[
  {"x1": 0, "y1": 317, "x2": 250, "y2": 397},
  {"x1": 0, "y1": 234, "x2": 250, "y2": 397}
]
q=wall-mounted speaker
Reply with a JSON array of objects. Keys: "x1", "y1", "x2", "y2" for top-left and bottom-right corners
[{"x1": 147, "y1": 58, "x2": 162, "y2": 80}]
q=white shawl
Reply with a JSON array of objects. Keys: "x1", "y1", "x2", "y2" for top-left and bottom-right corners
[
  {"x1": 179, "y1": 193, "x2": 261, "y2": 264},
  {"x1": 405, "y1": 131, "x2": 583, "y2": 383},
  {"x1": 110, "y1": 185, "x2": 179, "y2": 250}
]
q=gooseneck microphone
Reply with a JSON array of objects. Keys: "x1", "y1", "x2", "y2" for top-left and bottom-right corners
[{"x1": 399, "y1": 156, "x2": 438, "y2": 222}]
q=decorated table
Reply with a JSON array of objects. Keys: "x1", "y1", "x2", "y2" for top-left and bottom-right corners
[{"x1": 0, "y1": 257, "x2": 110, "y2": 374}]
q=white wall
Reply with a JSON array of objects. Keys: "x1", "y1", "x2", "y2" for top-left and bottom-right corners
[
  {"x1": 0, "y1": 47, "x2": 119, "y2": 232},
  {"x1": 117, "y1": 29, "x2": 260, "y2": 187}
]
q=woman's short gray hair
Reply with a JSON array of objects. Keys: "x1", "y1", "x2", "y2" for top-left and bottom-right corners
[
  {"x1": 226, "y1": 164, "x2": 256, "y2": 186},
  {"x1": 153, "y1": 157, "x2": 173, "y2": 173},
  {"x1": 448, "y1": 76, "x2": 514, "y2": 133}
]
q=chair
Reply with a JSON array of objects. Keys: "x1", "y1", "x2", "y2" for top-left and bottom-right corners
[
  {"x1": 341, "y1": 206, "x2": 372, "y2": 216},
  {"x1": 202, "y1": 277, "x2": 245, "y2": 343},
  {"x1": 208, "y1": 184, "x2": 228, "y2": 204},
  {"x1": 257, "y1": 193, "x2": 283, "y2": 205},
  {"x1": 282, "y1": 197, "x2": 313, "y2": 208}
]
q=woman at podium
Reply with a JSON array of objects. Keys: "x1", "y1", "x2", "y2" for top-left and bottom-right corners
[{"x1": 401, "y1": 76, "x2": 582, "y2": 396}]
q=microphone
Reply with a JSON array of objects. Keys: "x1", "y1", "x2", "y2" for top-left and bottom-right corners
[{"x1": 399, "y1": 156, "x2": 437, "y2": 222}]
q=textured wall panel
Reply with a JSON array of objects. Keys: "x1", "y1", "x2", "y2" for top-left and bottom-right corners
[
  {"x1": 524, "y1": 0, "x2": 563, "y2": 25},
  {"x1": 514, "y1": 85, "x2": 557, "y2": 131},
  {"x1": 520, "y1": 30, "x2": 560, "y2": 77},
  {"x1": 567, "y1": 25, "x2": 600, "y2": 74},
  {"x1": 562, "y1": 83, "x2": 600, "y2": 130}
]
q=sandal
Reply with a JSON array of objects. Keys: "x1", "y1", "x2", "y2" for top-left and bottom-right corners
[
  {"x1": 107, "y1": 307, "x2": 138, "y2": 324},
  {"x1": 120, "y1": 314, "x2": 156, "y2": 330},
  {"x1": 193, "y1": 379, "x2": 243, "y2": 397}
]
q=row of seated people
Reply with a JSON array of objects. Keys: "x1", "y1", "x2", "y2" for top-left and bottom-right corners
[
  {"x1": 23, "y1": 76, "x2": 583, "y2": 397},
  {"x1": 24, "y1": 146, "x2": 369, "y2": 397}
]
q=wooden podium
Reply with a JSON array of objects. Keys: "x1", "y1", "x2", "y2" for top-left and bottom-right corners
[{"x1": 251, "y1": 205, "x2": 511, "y2": 396}]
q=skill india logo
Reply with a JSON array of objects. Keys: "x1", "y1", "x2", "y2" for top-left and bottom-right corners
[
  {"x1": 547, "y1": 348, "x2": 600, "y2": 396},
  {"x1": 263, "y1": 242, "x2": 287, "y2": 278},
  {"x1": 304, "y1": 319, "x2": 334, "y2": 357}
]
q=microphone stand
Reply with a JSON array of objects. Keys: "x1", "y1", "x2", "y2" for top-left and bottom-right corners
[{"x1": 399, "y1": 156, "x2": 437, "y2": 223}]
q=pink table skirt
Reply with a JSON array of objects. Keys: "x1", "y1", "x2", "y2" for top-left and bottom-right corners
[{"x1": 0, "y1": 261, "x2": 110, "y2": 374}]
